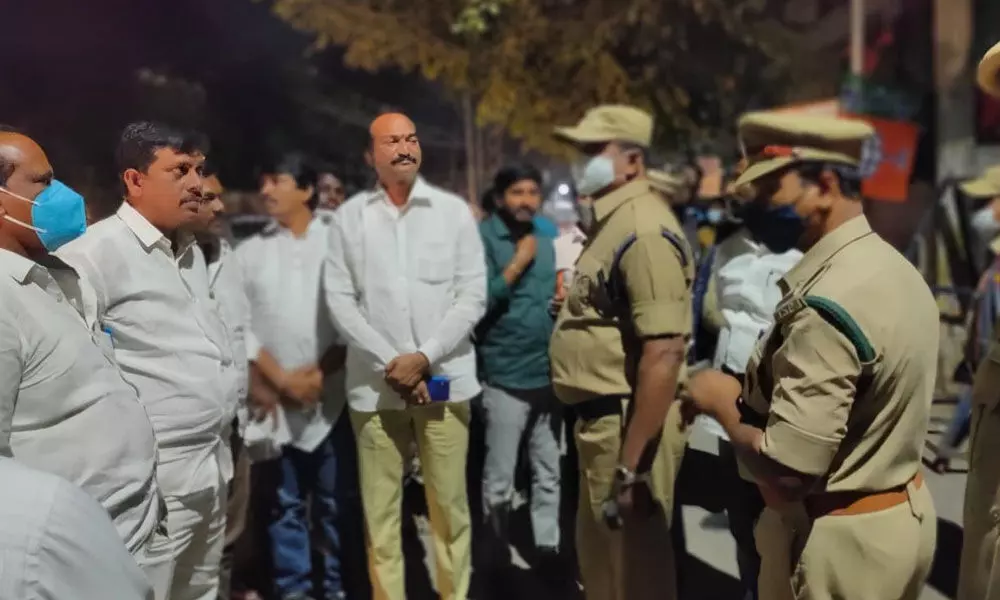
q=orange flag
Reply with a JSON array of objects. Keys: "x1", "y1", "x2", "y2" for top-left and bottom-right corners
[{"x1": 842, "y1": 114, "x2": 920, "y2": 203}]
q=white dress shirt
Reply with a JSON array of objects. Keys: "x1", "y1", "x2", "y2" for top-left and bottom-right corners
[
  {"x1": 698, "y1": 229, "x2": 802, "y2": 440},
  {"x1": 202, "y1": 238, "x2": 252, "y2": 420},
  {"x1": 554, "y1": 225, "x2": 587, "y2": 285},
  {"x1": 56, "y1": 202, "x2": 237, "y2": 497},
  {"x1": 236, "y1": 215, "x2": 346, "y2": 452},
  {"x1": 0, "y1": 249, "x2": 160, "y2": 554},
  {"x1": 0, "y1": 458, "x2": 154, "y2": 600},
  {"x1": 325, "y1": 177, "x2": 487, "y2": 412}
]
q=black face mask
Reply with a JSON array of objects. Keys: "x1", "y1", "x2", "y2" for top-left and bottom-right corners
[{"x1": 740, "y1": 203, "x2": 806, "y2": 254}]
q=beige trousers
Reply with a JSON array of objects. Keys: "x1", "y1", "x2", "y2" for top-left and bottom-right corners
[
  {"x1": 756, "y1": 481, "x2": 936, "y2": 600},
  {"x1": 959, "y1": 403, "x2": 1000, "y2": 600},
  {"x1": 574, "y1": 400, "x2": 686, "y2": 600},
  {"x1": 350, "y1": 402, "x2": 471, "y2": 600}
]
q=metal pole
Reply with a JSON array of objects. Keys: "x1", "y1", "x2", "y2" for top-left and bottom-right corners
[{"x1": 850, "y1": 0, "x2": 865, "y2": 76}]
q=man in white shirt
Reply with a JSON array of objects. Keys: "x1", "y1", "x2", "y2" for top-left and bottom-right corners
[
  {"x1": 324, "y1": 113, "x2": 487, "y2": 600},
  {"x1": 57, "y1": 122, "x2": 238, "y2": 600},
  {"x1": 238, "y1": 153, "x2": 363, "y2": 600},
  {"x1": 0, "y1": 127, "x2": 161, "y2": 556},
  {"x1": 187, "y1": 166, "x2": 259, "y2": 600},
  {"x1": 317, "y1": 171, "x2": 347, "y2": 213},
  {"x1": 693, "y1": 223, "x2": 801, "y2": 600},
  {"x1": 0, "y1": 457, "x2": 154, "y2": 600}
]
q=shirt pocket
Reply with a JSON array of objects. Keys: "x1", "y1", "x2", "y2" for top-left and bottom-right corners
[{"x1": 416, "y1": 244, "x2": 454, "y2": 284}]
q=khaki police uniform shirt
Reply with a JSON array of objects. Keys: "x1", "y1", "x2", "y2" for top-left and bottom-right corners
[
  {"x1": 969, "y1": 234, "x2": 1000, "y2": 408},
  {"x1": 550, "y1": 179, "x2": 693, "y2": 404},
  {"x1": 742, "y1": 216, "x2": 938, "y2": 493}
]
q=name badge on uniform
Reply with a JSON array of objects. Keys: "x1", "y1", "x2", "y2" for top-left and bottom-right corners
[{"x1": 774, "y1": 296, "x2": 805, "y2": 323}]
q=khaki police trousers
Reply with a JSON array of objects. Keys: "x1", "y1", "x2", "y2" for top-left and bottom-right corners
[
  {"x1": 756, "y1": 481, "x2": 936, "y2": 600},
  {"x1": 959, "y1": 403, "x2": 1000, "y2": 600},
  {"x1": 574, "y1": 400, "x2": 686, "y2": 600},
  {"x1": 350, "y1": 402, "x2": 472, "y2": 600}
]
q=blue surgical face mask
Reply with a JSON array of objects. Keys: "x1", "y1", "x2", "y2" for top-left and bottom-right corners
[
  {"x1": 0, "y1": 179, "x2": 87, "y2": 251},
  {"x1": 741, "y1": 203, "x2": 805, "y2": 254}
]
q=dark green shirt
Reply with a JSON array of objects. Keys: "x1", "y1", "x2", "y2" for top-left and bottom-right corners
[{"x1": 476, "y1": 214, "x2": 557, "y2": 390}]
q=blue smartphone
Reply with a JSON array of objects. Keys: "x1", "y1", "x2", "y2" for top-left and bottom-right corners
[{"x1": 427, "y1": 376, "x2": 450, "y2": 402}]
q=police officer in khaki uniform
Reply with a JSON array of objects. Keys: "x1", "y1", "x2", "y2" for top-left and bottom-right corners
[
  {"x1": 648, "y1": 168, "x2": 683, "y2": 200},
  {"x1": 682, "y1": 112, "x2": 938, "y2": 600},
  {"x1": 549, "y1": 105, "x2": 693, "y2": 600},
  {"x1": 958, "y1": 40, "x2": 1000, "y2": 600}
]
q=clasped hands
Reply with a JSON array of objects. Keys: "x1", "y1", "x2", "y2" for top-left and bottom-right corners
[{"x1": 384, "y1": 352, "x2": 431, "y2": 406}]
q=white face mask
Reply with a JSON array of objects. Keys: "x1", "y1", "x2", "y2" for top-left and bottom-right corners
[
  {"x1": 972, "y1": 206, "x2": 1000, "y2": 239},
  {"x1": 573, "y1": 155, "x2": 616, "y2": 197}
]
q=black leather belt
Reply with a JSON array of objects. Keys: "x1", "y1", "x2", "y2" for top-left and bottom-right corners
[{"x1": 573, "y1": 395, "x2": 624, "y2": 422}]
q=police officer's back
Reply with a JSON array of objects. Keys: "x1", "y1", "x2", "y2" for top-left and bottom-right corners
[{"x1": 549, "y1": 105, "x2": 692, "y2": 600}]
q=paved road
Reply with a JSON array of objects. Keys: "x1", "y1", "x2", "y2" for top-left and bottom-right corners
[
  {"x1": 678, "y1": 400, "x2": 965, "y2": 600},
  {"x1": 403, "y1": 400, "x2": 968, "y2": 599}
]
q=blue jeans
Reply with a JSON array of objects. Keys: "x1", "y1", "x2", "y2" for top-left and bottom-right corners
[{"x1": 269, "y1": 416, "x2": 364, "y2": 600}]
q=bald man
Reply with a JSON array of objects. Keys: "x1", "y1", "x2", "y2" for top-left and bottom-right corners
[
  {"x1": 324, "y1": 113, "x2": 486, "y2": 600},
  {"x1": 0, "y1": 127, "x2": 161, "y2": 560}
]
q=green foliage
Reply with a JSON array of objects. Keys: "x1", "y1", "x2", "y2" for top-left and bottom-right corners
[{"x1": 271, "y1": 0, "x2": 831, "y2": 156}]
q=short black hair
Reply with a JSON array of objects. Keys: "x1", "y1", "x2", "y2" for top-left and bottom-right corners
[
  {"x1": 797, "y1": 162, "x2": 863, "y2": 199},
  {"x1": 486, "y1": 163, "x2": 543, "y2": 213},
  {"x1": 265, "y1": 152, "x2": 320, "y2": 211},
  {"x1": 116, "y1": 122, "x2": 209, "y2": 195},
  {"x1": 0, "y1": 124, "x2": 22, "y2": 187}
]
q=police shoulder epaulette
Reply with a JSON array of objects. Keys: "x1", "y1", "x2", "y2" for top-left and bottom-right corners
[
  {"x1": 604, "y1": 228, "x2": 690, "y2": 306},
  {"x1": 774, "y1": 295, "x2": 876, "y2": 364}
]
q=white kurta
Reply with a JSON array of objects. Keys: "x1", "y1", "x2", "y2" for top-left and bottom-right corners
[
  {"x1": 324, "y1": 177, "x2": 487, "y2": 412},
  {"x1": 0, "y1": 457, "x2": 154, "y2": 600},
  {"x1": 236, "y1": 215, "x2": 345, "y2": 453},
  {"x1": 56, "y1": 202, "x2": 237, "y2": 496},
  {"x1": 696, "y1": 228, "x2": 802, "y2": 441}
]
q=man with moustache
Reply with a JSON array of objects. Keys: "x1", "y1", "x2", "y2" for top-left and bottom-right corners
[
  {"x1": 183, "y1": 166, "x2": 260, "y2": 600},
  {"x1": 324, "y1": 112, "x2": 486, "y2": 600},
  {"x1": 0, "y1": 125, "x2": 161, "y2": 564},
  {"x1": 475, "y1": 163, "x2": 563, "y2": 577},
  {"x1": 57, "y1": 122, "x2": 238, "y2": 600}
]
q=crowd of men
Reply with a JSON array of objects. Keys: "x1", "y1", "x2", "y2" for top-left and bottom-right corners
[{"x1": 4, "y1": 38, "x2": 1000, "y2": 600}]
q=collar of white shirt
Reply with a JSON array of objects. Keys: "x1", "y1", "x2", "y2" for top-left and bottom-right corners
[
  {"x1": 1, "y1": 249, "x2": 38, "y2": 284},
  {"x1": 366, "y1": 176, "x2": 435, "y2": 208},
  {"x1": 116, "y1": 201, "x2": 196, "y2": 256},
  {"x1": 0, "y1": 250, "x2": 76, "y2": 285}
]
